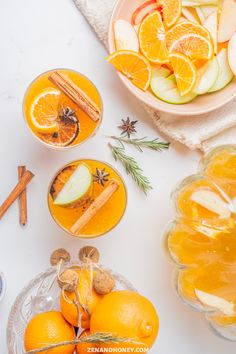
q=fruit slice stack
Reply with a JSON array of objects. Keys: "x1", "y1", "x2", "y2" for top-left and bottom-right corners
[{"x1": 108, "y1": 0, "x2": 236, "y2": 105}]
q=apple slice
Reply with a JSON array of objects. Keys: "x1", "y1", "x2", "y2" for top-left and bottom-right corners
[
  {"x1": 196, "y1": 6, "x2": 206, "y2": 24},
  {"x1": 114, "y1": 20, "x2": 139, "y2": 52},
  {"x1": 200, "y1": 5, "x2": 217, "y2": 17},
  {"x1": 208, "y1": 48, "x2": 234, "y2": 92},
  {"x1": 182, "y1": 0, "x2": 219, "y2": 7},
  {"x1": 204, "y1": 10, "x2": 218, "y2": 54},
  {"x1": 54, "y1": 164, "x2": 92, "y2": 206},
  {"x1": 190, "y1": 189, "x2": 231, "y2": 218},
  {"x1": 182, "y1": 7, "x2": 200, "y2": 23},
  {"x1": 194, "y1": 56, "x2": 219, "y2": 94},
  {"x1": 131, "y1": 0, "x2": 160, "y2": 26},
  {"x1": 151, "y1": 68, "x2": 197, "y2": 104},
  {"x1": 195, "y1": 289, "x2": 235, "y2": 315},
  {"x1": 218, "y1": 0, "x2": 236, "y2": 43},
  {"x1": 228, "y1": 32, "x2": 236, "y2": 75}
]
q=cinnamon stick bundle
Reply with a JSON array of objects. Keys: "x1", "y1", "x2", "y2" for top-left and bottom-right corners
[
  {"x1": 49, "y1": 71, "x2": 101, "y2": 122},
  {"x1": 70, "y1": 179, "x2": 120, "y2": 235},
  {"x1": 18, "y1": 166, "x2": 27, "y2": 225},
  {"x1": 0, "y1": 170, "x2": 34, "y2": 220}
]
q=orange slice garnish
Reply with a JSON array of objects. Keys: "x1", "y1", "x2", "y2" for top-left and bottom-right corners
[
  {"x1": 169, "y1": 52, "x2": 197, "y2": 96},
  {"x1": 169, "y1": 34, "x2": 213, "y2": 60},
  {"x1": 30, "y1": 90, "x2": 60, "y2": 133},
  {"x1": 162, "y1": 0, "x2": 182, "y2": 28},
  {"x1": 166, "y1": 22, "x2": 212, "y2": 50},
  {"x1": 107, "y1": 50, "x2": 151, "y2": 91},
  {"x1": 138, "y1": 11, "x2": 169, "y2": 64}
]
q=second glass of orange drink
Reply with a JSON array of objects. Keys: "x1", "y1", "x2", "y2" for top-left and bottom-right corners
[
  {"x1": 23, "y1": 69, "x2": 103, "y2": 149},
  {"x1": 48, "y1": 159, "x2": 127, "y2": 238}
]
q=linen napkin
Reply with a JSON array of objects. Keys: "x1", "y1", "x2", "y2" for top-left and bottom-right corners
[{"x1": 73, "y1": 0, "x2": 236, "y2": 152}]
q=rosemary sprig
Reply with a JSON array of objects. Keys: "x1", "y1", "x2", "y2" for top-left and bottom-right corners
[
  {"x1": 25, "y1": 332, "x2": 136, "y2": 354},
  {"x1": 107, "y1": 135, "x2": 170, "y2": 152},
  {"x1": 109, "y1": 143, "x2": 152, "y2": 195}
]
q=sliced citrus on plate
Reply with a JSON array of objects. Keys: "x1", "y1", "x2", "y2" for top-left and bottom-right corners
[
  {"x1": 169, "y1": 52, "x2": 197, "y2": 96},
  {"x1": 138, "y1": 11, "x2": 169, "y2": 64},
  {"x1": 169, "y1": 34, "x2": 213, "y2": 60},
  {"x1": 162, "y1": 0, "x2": 182, "y2": 28},
  {"x1": 30, "y1": 89, "x2": 60, "y2": 133},
  {"x1": 107, "y1": 50, "x2": 151, "y2": 91},
  {"x1": 166, "y1": 22, "x2": 211, "y2": 49}
]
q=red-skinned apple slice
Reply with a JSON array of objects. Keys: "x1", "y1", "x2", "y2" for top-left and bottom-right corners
[
  {"x1": 131, "y1": 0, "x2": 161, "y2": 26},
  {"x1": 228, "y1": 32, "x2": 236, "y2": 75},
  {"x1": 218, "y1": 0, "x2": 236, "y2": 43}
]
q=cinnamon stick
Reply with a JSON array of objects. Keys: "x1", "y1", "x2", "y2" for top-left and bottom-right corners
[
  {"x1": 49, "y1": 71, "x2": 101, "y2": 122},
  {"x1": 0, "y1": 170, "x2": 34, "y2": 220},
  {"x1": 18, "y1": 166, "x2": 27, "y2": 226},
  {"x1": 70, "y1": 179, "x2": 120, "y2": 235}
]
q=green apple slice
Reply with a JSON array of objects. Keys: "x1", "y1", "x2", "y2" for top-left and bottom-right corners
[
  {"x1": 208, "y1": 48, "x2": 234, "y2": 93},
  {"x1": 194, "y1": 56, "x2": 219, "y2": 94},
  {"x1": 54, "y1": 164, "x2": 92, "y2": 206},
  {"x1": 151, "y1": 67, "x2": 197, "y2": 104}
]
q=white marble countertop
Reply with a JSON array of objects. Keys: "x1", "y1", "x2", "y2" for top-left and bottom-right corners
[{"x1": 0, "y1": 0, "x2": 236, "y2": 353}]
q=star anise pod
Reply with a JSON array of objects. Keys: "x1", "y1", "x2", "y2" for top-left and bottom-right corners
[
  {"x1": 59, "y1": 107, "x2": 78, "y2": 125},
  {"x1": 93, "y1": 168, "x2": 110, "y2": 187},
  {"x1": 119, "y1": 117, "x2": 137, "y2": 138}
]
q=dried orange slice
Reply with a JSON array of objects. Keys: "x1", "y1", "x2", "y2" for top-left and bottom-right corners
[
  {"x1": 169, "y1": 34, "x2": 213, "y2": 60},
  {"x1": 107, "y1": 50, "x2": 151, "y2": 91},
  {"x1": 30, "y1": 90, "x2": 60, "y2": 133},
  {"x1": 166, "y1": 22, "x2": 212, "y2": 50},
  {"x1": 162, "y1": 0, "x2": 182, "y2": 28},
  {"x1": 138, "y1": 11, "x2": 169, "y2": 64},
  {"x1": 40, "y1": 109, "x2": 79, "y2": 147},
  {"x1": 169, "y1": 52, "x2": 197, "y2": 96}
]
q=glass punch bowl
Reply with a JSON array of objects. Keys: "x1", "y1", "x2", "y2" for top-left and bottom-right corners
[{"x1": 165, "y1": 145, "x2": 236, "y2": 341}]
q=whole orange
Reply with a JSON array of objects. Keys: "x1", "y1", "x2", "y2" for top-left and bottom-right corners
[
  {"x1": 60, "y1": 268, "x2": 103, "y2": 328},
  {"x1": 90, "y1": 290, "x2": 159, "y2": 352},
  {"x1": 24, "y1": 311, "x2": 75, "y2": 354},
  {"x1": 76, "y1": 330, "x2": 99, "y2": 354}
]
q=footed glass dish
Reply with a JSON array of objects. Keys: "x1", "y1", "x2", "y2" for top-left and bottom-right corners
[
  {"x1": 7, "y1": 262, "x2": 135, "y2": 354},
  {"x1": 165, "y1": 145, "x2": 236, "y2": 341}
]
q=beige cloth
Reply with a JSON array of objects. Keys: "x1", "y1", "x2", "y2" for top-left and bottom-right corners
[{"x1": 73, "y1": 0, "x2": 236, "y2": 152}]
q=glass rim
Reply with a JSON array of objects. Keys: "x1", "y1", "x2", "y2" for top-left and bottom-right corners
[
  {"x1": 22, "y1": 68, "x2": 103, "y2": 150},
  {"x1": 47, "y1": 158, "x2": 128, "y2": 239}
]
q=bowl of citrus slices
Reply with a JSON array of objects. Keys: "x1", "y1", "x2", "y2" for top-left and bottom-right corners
[{"x1": 107, "y1": 0, "x2": 236, "y2": 115}]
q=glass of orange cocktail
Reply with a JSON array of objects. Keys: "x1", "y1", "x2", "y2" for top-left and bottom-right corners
[
  {"x1": 23, "y1": 69, "x2": 102, "y2": 149},
  {"x1": 48, "y1": 159, "x2": 127, "y2": 238}
]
